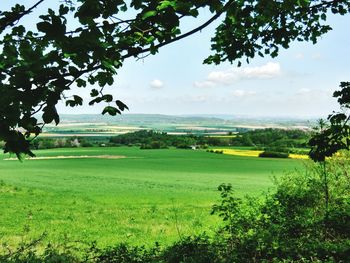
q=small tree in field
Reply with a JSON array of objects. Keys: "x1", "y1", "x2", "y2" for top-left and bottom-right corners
[{"x1": 308, "y1": 82, "x2": 350, "y2": 216}]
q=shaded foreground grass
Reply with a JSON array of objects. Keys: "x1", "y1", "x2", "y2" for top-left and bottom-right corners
[{"x1": 0, "y1": 147, "x2": 303, "y2": 248}]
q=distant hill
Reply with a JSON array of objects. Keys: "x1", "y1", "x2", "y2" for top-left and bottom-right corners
[
  {"x1": 41, "y1": 114, "x2": 317, "y2": 137},
  {"x1": 58, "y1": 114, "x2": 316, "y2": 130},
  {"x1": 59, "y1": 114, "x2": 224, "y2": 125}
]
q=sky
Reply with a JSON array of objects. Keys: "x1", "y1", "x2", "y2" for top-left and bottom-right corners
[{"x1": 2, "y1": 1, "x2": 350, "y2": 118}]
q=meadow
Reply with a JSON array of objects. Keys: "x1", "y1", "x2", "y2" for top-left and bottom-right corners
[{"x1": 0, "y1": 147, "x2": 304, "y2": 248}]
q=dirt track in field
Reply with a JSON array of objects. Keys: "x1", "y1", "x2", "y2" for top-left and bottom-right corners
[{"x1": 4, "y1": 155, "x2": 127, "y2": 161}]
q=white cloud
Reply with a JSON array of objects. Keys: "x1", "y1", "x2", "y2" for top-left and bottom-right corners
[
  {"x1": 191, "y1": 95, "x2": 208, "y2": 102},
  {"x1": 150, "y1": 79, "x2": 164, "y2": 89},
  {"x1": 295, "y1": 53, "x2": 304, "y2": 60},
  {"x1": 193, "y1": 80, "x2": 216, "y2": 88},
  {"x1": 295, "y1": 88, "x2": 333, "y2": 99},
  {"x1": 231, "y1": 90, "x2": 257, "y2": 97},
  {"x1": 194, "y1": 62, "x2": 281, "y2": 88},
  {"x1": 296, "y1": 88, "x2": 311, "y2": 94},
  {"x1": 312, "y1": 53, "x2": 322, "y2": 60}
]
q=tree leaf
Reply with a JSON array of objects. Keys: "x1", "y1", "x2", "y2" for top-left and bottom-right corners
[
  {"x1": 116, "y1": 100, "x2": 129, "y2": 111},
  {"x1": 142, "y1": 10, "x2": 157, "y2": 20},
  {"x1": 102, "y1": 106, "x2": 121, "y2": 116}
]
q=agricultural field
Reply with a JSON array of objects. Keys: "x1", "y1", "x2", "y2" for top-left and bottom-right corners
[
  {"x1": 0, "y1": 147, "x2": 304, "y2": 249},
  {"x1": 214, "y1": 148, "x2": 310, "y2": 159},
  {"x1": 42, "y1": 114, "x2": 313, "y2": 137}
]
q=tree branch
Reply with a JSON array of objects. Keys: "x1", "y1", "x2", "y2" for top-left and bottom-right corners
[
  {"x1": 308, "y1": 0, "x2": 343, "y2": 11},
  {"x1": 23, "y1": 0, "x2": 235, "y2": 84},
  {"x1": 50, "y1": 1, "x2": 234, "y2": 80},
  {"x1": 122, "y1": 0, "x2": 235, "y2": 59},
  {"x1": 65, "y1": 19, "x2": 136, "y2": 36},
  {"x1": 0, "y1": 0, "x2": 46, "y2": 32}
]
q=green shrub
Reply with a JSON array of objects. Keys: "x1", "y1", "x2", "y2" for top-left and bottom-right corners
[
  {"x1": 162, "y1": 235, "x2": 221, "y2": 263},
  {"x1": 176, "y1": 144, "x2": 192, "y2": 149},
  {"x1": 211, "y1": 157, "x2": 350, "y2": 262},
  {"x1": 93, "y1": 243, "x2": 161, "y2": 263},
  {"x1": 259, "y1": 151, "x2": 289, "y2": 158},
  {"x1": 264, "y1": 147, "x2": 290, "y2": 153}
]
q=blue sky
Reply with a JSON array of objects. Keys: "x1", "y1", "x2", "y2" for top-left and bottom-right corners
[
  {"x1": 2, "y1": 1, "x2": 350, "y2": 118},
  {"x1": 110, "y1": 13, "x2": 350, "y2": 118}
]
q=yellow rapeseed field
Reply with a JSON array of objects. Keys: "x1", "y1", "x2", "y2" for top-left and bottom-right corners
[
  {"x1": 215, "y1": 149, "x2": 309, "y2": 159},
  {"x1": 289, "y1": 153, "x2": 309, "y2": 159},
  {"x1": 214, "y1": 149, "x2": 263, "y2": 157},
  {"x1": 208, "y1": 135, "x2": 237, "y2": 138}
]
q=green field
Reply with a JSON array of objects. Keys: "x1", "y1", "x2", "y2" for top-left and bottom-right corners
[{"x1": 0, "y1": 147, "x2": 304, "y2": 248}]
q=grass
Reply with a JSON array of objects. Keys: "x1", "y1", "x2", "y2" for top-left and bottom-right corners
[{"x1": 0, "y1": 147, "x2": 304, "y2": 248}]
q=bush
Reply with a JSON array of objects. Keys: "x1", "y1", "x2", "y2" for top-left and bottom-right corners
[
  {"x1": 176, "y1": 144, "x2": 192, "y2": 149},
  {"x1": 211, "y1": 157, "x2": 350, "y2": 262},
  {"x1": 81, "y1": 141, "x2": 94, "y2": 147},
  {"x1": 200, "y1": 144, "x2": 209, "y2": 149},
  {"x1": 162, "y1": 235, "x2": 221, "y2": 263},
  {"x1": 259, "y1": 151, "x2": 289, "y2": 158},
  {"x1": 37, "y1": 139, "x2": 56, "y2": 149},
  {"x1": 93, "y1": 243, "x2": 161, "y2": 263},
  {"x1": 140, "y1": 141, "x2": 168, "y2": 149},
  {"x1": 264, "y1": 146, "x2": 290, "y2": 153}
]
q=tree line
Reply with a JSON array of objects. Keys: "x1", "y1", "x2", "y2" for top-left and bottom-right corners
[{"x1": 29, "y1": 128, "x2": 311, "y2": 151}]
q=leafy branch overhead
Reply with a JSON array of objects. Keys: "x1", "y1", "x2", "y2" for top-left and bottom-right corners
[{"x1": 0, "y1": 0, "x2": 350, "y2": 157}]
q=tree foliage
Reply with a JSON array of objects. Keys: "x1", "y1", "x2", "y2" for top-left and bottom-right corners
[
  {"x1": 211, "y1": 160, "x2": 350, "y2": 262},
  {"x1": 234, "y1": 128, "x2": 310, "y2": 148},
  {"x1": 309, "y1": 82, "x2": 350, "y2": 162},
  {"x1": 0, "y1": 0, "x2": 349, "y2": 157}
]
